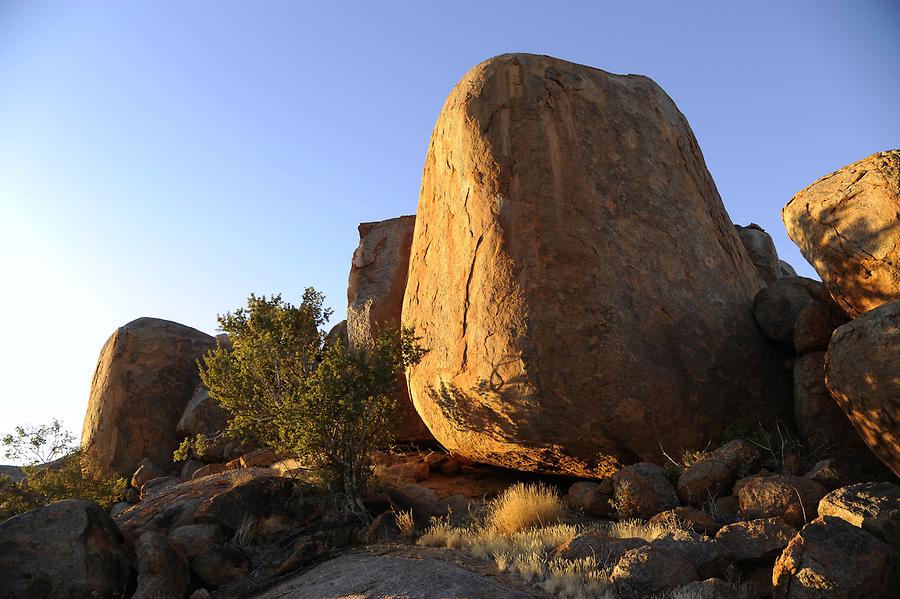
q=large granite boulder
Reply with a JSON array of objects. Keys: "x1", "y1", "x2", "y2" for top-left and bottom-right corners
[
  {"x1": 753, "y1": 277, "x2": 832, "y2": 349},
  {"x1": 782, "y1": 149, "x2": 900, "y2": 318},
  {"x1": 825, "y1": 300, "x2": 900, "y2": 476},
  {"x1": 82, "y1": 317, "x2": 216, "y2": 475},
  {"x1": 0, "y1": 499, "x2": 132, "y2": 598},
  {"x1": 818, "y1": 482, "x2": 900, "y2": 550},
  {"x1": 401, "y1": 53, "x2": 791, "y2": 477},
  {"x1": 347, "y1": 216, "x2": 432, "y2": 442}
]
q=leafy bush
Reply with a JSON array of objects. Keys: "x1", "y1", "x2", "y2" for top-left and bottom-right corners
[
  {"x1": 197, "y1": 289, "x2": 425, "y2": 517},
  {"x1": 0, "y1": 448, "x2": 127, "y2": 521},
  {"x1": 2, "y1": 419, "x2": 75, "y2": 465}
]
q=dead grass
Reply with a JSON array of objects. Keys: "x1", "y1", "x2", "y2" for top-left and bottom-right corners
[
  {"x1": 484, "y1": 482, "x2": 564, "y2": 534},
  {"x1": 609, "y1": 518, "x2": 683, "y2": 542},
  {"x1": 393, "y1": 508, "x2": 416, "y2": 537}
]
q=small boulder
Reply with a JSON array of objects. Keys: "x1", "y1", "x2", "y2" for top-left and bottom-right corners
[
  {"x1": 738, "y1": 475, "x2": 827, "y2": 528},
  {"x1": 611, "y1": 545, "x2": 699, "y2": 598},
  {"x1": 735, "y1": 223, "x2": 782, "y2": 284},
  {"x1": 168, "y1": 523, "x2": 224, "y2": 558},
  {"x1": 677, "y1": 439, "x2": 760, "y2": 504},
  {"x1": 825, "y1": 300, "x2": 900, "y2": 476},
  {"x1": 805, "y1": 457, "x2": 889, "y2": 491},
  {"x1": 611, "y1": 462, "x2": 678, "y2": 519},
  {"x1": 0, "y1": 499, "x2": 131, "y2": 598},
  {"x1": 131, "y1": 458, "x2": 166, "y2": 490},
  {"x1": 192, "y1": 462, "x2": 228, "y2": 480},
  {"x1": 191, "y1": 544, "x2": 249, "y2": 588},
  {"x1": 753, "y1": 277, "x2": 831, "y2": 349},
  {"x1": 180, "y1": 458, "x2": 205, "y2": 480},
  {"x1": 793, "y1": 302, "x2": 848, "y2": 354},
  {"x1": 779, "y1": 260, "x2": 798, "y2": 278},
  {"x1": 567, "y1": 480, "x2": 613, "y2": 517},
  {"x1": 176, "y1": 386, "x2": 231, "y2": 462},
  {"x1": 715, "y1": 517, "x2": 796, "y2": 562},
  {"x1": 782, "y1": 149, "x2": 900, "y2": 318},
  {"x1": 772, "y1": 516, "x2": 898, "y2": 598},
  {"x1": 651, "y1": 529, "x2": 723, "y2": 579},
  {"x1": 817, "y1": 482, "x2": 900, "y2": 549},
  {"x1": 133, "y1": 531, "x2": 190, "y2": 599},
  {"x1": 239, "y1": 447, "x2": 279, "y2": 468},
  {"x1": 276, "y1": 539, "x2": 327, "y2": 575},
  {"x1": 713, "y1": 496, "x2": 741, "y2": 524}
]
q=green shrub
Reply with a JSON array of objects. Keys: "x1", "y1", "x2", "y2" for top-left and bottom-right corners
[
  {"x1": 196, "y1": 289, "x2": 425, "y2": 518},
  {"x1": 0, "y1": 448, "x2": 127, "y2": 521}
]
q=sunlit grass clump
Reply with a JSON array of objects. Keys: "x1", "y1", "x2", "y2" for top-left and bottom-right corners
[{"x1": 485, "y1": 482, "x2": 565, "y2": 534}]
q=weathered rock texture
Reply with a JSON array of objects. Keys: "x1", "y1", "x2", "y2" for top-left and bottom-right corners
[
  {"x1": 347, "y1": 216, "x2": 432, "y2": 441},
  {"x1": 82, "y1": 317, "x2": 216, "y2": 476},
  {"x1": 782, "y1": 149, "x2": 900, "y2": 318},
  {"x1": 401, "y1": 53, "x2": 791, "y2": 476},
  {"x1": 825, "y1": 300, "x2": 900, "y2": 476},
  {"x1": 0, "y1": 499, "x2": 132, "y2": 598},
  {"x1": 736, "y1": 223, "x2": 782, "y2": 284}
]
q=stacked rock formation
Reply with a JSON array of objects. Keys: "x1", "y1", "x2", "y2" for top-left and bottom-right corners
[
  {"x1": 346, "y1": 216, "x2": 433, "y2": 441},
  {"x1": 400, "y1": 53, "x2": 791, "y2": 477}
]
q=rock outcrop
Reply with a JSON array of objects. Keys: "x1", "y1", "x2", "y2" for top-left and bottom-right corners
[
  {"x1": 735, "y1": 223, "x2": 782, "y2": 284},
  {"x1": 825, "y1": 300, "x2": 900, "y2": 476},
  {"x1": 347, "y1": 216, "x2": 432, "y2": 441},
  {"x1": 82, "y1": 317, "x2": 216, "y2": 475},
  {"x1": 782, "y1": 149, "x2": 900, "y2": 317},
  {"x1": 401, "y1": 53, "x2": 791, "y2": 477},
  {"x1": 0, "y1": 499, "x2": 132, "y2": 598}
]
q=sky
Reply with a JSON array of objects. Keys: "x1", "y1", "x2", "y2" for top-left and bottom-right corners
[{"x1": 1, "y1": 1, "x2": 898, "y2": 448}]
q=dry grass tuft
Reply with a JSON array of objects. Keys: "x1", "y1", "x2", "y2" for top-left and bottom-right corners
[
  {"x1": 232, "y1": 514, "x2": 257, "y2": 547},
  {"x1": 393, "y1": 508, "x2": 416, "y2": 537},
  {"x1": 485, "y1": 482, "x2": 564, "y2": 534},
  {"x1": 609, "y1": 518, "x2": 682, "y2": 542}
]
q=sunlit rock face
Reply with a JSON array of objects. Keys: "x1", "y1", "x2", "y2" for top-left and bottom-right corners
[
  {"x1": 347, "y1": 216, "x2": 433, "y2": 441},
  {"x1": 82, "y1": 317, "x2": 216, "y2": 476},
  {"x1": 782, "y1": 149, "x2": 900, "y2": 318},
  {"x1": 402, "y1": 53, "x2": 791, "y2": 477}
]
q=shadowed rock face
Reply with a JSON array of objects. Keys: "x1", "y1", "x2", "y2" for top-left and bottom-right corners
[
  {"x1": 401, "y1": 53, "x2": 792, "y2": 477},
  {"x1": 82, "y1": 317, "x2": 216, "y2": 476},
  {"x1": 347, "y1": 215, "x2": 433, "y2": 441},
  {"x1": 826, "y1": 300, "x2": 900, "y2": 476},
  {"x1": 782, "y1": 149, "x2": 900, "y2": 318}
]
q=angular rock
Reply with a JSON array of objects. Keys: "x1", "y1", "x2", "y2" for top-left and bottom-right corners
[
  {"x1": 650, "y1": 507, "x2": 721, "y2": 536},
  {"x1": 180, "y1": 458, "x2": 205, "y2": 480},
  {"x1": 792, "y1": 352, "x2": 872, "y2": 458},
  {"x1": 276, "y1": 539, "x2": 327, "y2": 575},
  {"x1": 192, "y1": 544, "x2": 249, "y2": 588},
  {"x1": 168, "y1": 523, "x2": 225, "y2": 558},
  {"x1": 0, "y1": 499, "x2": 131, "y2": 598},
  {"x1": 738, "y1": 475, "x2": 827, "y2": 528},
  {"x1": 782, "y1": 149, "x2": 900, "y2": 317},
  {"x1": 133, "y1": 531, "x2": 190, "y2": 599},
  {"x1": 611, "y1": 462, "x2": 678, "y2": 519},
  {"x1": 324, "y1": 319, "x2": 348, "y2": 348},
  {"x1": 239, "y1": 447, "x2": 278, "y2": 468},
  {"x1": 192, "y1": 462, "x2": 228, "y2": 480},
  {"x1": 825, "y1": 300, "x2": 900, "y2": 476},
  {"x1": 82, "y1": 317, "x2": 216, "y2": 475},
  {"x1": 793, "y1": 302, "x2": 848, "y2": 354},
  {"x1": 611, "y1": 545, "x2": 699, "y2": 597},
  {"x1": 567, "y1": 479, "x2": 613, "y2": 517},
  {"x1": 736, "y1": 223, "x2": 782, "y2": 284},
  {"x1": 347, "y1": 215, "x2": 432, "y2": 442},
  {"x1": 817, "y1": 482, "x2": 900, "y2": 549},
  {"x1": 551, "y1": 533, "x2": 646, "y2": 566},
  {"x1": 713, "y1": 496, "x2": 740, "y2": 524},
  {"x1": 250, "y1": 554, "x2": 533, "y2": 599},
  {"x1": 677, "y1": 439, "x2": 760, "y2": 504},
  {"x1": 772, "y1": 516, "x2": 898, "y2": 598},
  {"x1": 651, "y1": 529, "x2": 723, "y2": 579},
  {"x1": 401, "y1": 53, "x2": 792, "y2": 477},
  {"x1": 715, "y1": 517, "x2": 796, "y2": 562},
  {"x1": 131, "y1": 458, "x2": 166, "y2": 490},
  {"x1": 753, "y1": 277, "x2": 831, "y2": 349}
]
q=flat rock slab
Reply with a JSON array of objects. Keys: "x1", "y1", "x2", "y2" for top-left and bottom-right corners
[{"x1": 250, "y1": 553, "x2": 534, "y2": 598}]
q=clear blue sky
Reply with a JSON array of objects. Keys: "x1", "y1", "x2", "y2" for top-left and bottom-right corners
[{"x1": 1, "y1": 1, "x2": 898, "y2": 444}]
